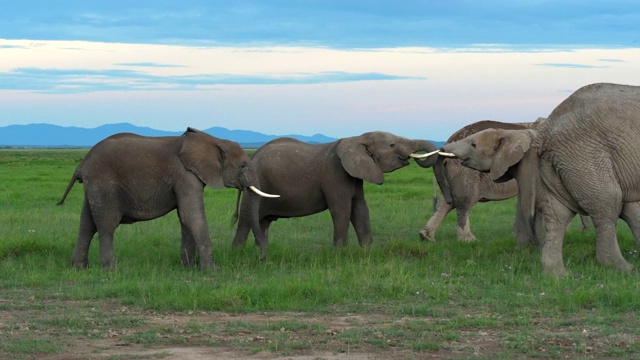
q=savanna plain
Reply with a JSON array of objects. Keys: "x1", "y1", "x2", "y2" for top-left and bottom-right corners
[{"x1": 1, "y1": 149, "x2": 640, "y2": 360}]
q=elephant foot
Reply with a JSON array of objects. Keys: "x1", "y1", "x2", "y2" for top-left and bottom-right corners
[
  {"x1": 199, "y1": 261, "x2": 220, "y2": 271},
  {"x1": 71, "y1": 259, "x2": 88, "y2": 269},
  {"x1": 181, "y1": 257, "x2": 197, "y2": 268},
  {"x1": 541, "y1": 253, "x2": 567, "y2": 277},
  {"x1": 419, "y1": 228, "x2": 437, "y2": 242},
  {"x1": 100, "y1": 259, "x2": 117, "y2": 270},
  {"x1": 457, "y1": 232, "x2": 477, "y2": 242},
  {"x1": 542, "y1": 265, "x2": 568, "y2": 277},
  {"x1": 597, "y1": 254, "x2": 633, "y2": 272},
  {"x1": 232, "y1": 238, "x2": 247, "y2": 249}
]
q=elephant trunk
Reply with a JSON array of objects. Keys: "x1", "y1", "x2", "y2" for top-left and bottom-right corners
[
  {"x1": 239, "y1": 165, "x2": 279, "y2": 198},
  {"x1": 433, "y1": 156, "x2": 453, "y2": 204},
  {"x1": 237, "y1": 166, "x2": 271, "y2": 259},
  {"x1": 513, "y1": 149, "x2": 540, "y2": 246},
  {"x1": 247, "y1": 189, "x2": 268, "y2": 260},
  {"x1": 410, "y1": 139, "x2": 440, "y2": 168}
]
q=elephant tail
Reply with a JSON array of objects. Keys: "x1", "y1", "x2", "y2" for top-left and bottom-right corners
[
  {"x1": 230, "y1": 189, "x2": 242, "y2": 226},
  {"x1": 57, "y1": 172, "x2": 80, "y2": 205}
]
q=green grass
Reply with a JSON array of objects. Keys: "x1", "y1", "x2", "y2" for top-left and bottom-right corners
[{"x1": 1, "y1": 149, "x2": 640, "y2": 359}]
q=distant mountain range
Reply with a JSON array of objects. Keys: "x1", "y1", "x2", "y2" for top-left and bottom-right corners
[{"x1": 0, "y1": 123, "x2": 339, "y2": 148}]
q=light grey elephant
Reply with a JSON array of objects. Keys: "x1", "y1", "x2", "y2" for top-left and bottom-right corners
[
  {"x1": 421, "y1": 120, "x2": 530, "y2": 242},
  {"x1": 440, "y1": 83, "x2": 640, "y2": 275},
  {"x1": 422, "y1": 119, "x2": 590, "y2": 244},
  {"x1": 58, "y1": 128, "x2": 278, "y2": 270},
  {"x1": 232, "y1": 131, "x2": 440, "y2": 259}
]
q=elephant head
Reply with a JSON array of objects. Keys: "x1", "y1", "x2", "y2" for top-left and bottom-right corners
[
  {"x1": 336, "y1": 131, "x2": 439, "y2": 184},
  {"x1": 179, "y1": 128, "x2": 278, "y2": 198},
  {"x1": 441, "y1": 128, "x2": 535, "y2": 182}
]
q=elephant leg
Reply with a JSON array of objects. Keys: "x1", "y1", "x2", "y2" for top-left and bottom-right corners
[
  {"x1": 591, "y1": 214, "x2": 633, "y2": 272},
  {"x1": 619, "y1": 202, "x2": 640, "y2": 246},
  {"x1": 351, "y1": 199, "x2": 372, "y2": 247},
  {"x1": 86, "y1": 196, "x2": 121, "y2": 269},
  {"x1": 257, "y1": 218, "x2": 272, "y2": 260},
  {"x1": 420, "y1": 195, "x2": 452, "y2": 242},
  {"x1": 71, "y1": 198, "x2": 97, "y2": 269},
  {"x1": 179, "y1": 220, "x2": 197, "y2": 267},
  {"x1": 327, "y1": 201, "x2": 353, "y2": 247},
  {"x1": 177, "y1": 197, "x2": 215, "y2": 270},
  {"x1": 540, "y1": 196, "x2": 574, "y2": 276},
  {"x1": 455, "y1": 203, "x2": 476, "y2": 242}
]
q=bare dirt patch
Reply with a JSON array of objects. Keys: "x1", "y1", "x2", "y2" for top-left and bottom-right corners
[{"x1": 2, "y1": 297, "x2": 637, "y2": 359}]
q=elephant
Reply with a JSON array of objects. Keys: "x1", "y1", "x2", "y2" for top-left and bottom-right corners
[
  {"x1": 420, "y1": 120, "x2": 531, "y2": 243},
  {"x1": 58, "y1": 128, "x2": 278, "y2": 270},
  {"x1": 440, "y1": 83, "x2": 640, "y2": 275},
  {"x1": 231, "y1": 131, "x2": 440, "y2": 259},
  {"x1": 421, "y1": 119, "x2": 590, "y2": 244}
]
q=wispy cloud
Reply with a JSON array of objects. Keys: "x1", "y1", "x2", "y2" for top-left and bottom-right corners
[
  {"x1": 116, "y1": 62, "x2": 186, "y2": 68},
  {"x1": 597, "y1": 58, "x2": 625, "y2": 63},
  {"x1": 535, "y1": 63, "x2": 609, "y2": 69},
  {"x1": 0, "y1": 67, "x2": 423, "y2": 94}
]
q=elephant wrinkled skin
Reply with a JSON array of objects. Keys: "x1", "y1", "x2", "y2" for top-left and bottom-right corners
[
  {"x1": 232, "y1": 131, "x2": 439, "y2": 259},
  {"x1": 59, "y1": 128, "x2": 273, "y2": 270},
  {"x1": 442, "y1": 83, "x2": 640, "y2": 275}
]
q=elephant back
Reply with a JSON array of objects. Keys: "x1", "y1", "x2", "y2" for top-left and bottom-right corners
[{"x1": 446, "y1": 120, "x2": 529, "y2": 143}]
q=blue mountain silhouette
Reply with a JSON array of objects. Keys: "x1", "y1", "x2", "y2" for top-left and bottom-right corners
[{"x1": 0, "y1": 123, "x2": 338, "y2": 148}]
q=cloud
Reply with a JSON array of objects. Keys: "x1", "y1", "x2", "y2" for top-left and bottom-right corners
[
  {"x1": 115, "y1": 62, "x2": 187, "y2": 68},
  {"x1": 535, "y1": 63, "x2": 609, "y2": 69},
  {"x1": 0, "y1": 67, "x2": 423, "y2": 94}
]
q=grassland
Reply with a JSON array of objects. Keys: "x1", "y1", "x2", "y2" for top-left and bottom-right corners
[{"x1": 1, "y1": 149, "x2": 639, "y2": 359}]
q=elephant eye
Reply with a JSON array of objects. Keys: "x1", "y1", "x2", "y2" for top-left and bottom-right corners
[
  {"x1": 390, "y1": 143, "x2": 395, "y2": 148},
  {"x1": 471, "y1": 141, "x2": 476, "y2": 148}
]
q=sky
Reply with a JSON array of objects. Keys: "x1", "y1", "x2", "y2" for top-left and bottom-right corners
[{"x1": 1, "y1": 1, "x2": 639, "y2": 141}]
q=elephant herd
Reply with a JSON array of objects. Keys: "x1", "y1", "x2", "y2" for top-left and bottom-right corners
[{"x1": 59, "y1": 82, "x2": 640, "y2": 276}]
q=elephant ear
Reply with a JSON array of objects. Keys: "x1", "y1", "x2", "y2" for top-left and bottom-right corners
[
  {"x1": 178, "y1": 128, "x2": 225, "y2": 188},
  {"x1": 336, "y1": 137, "x2": 384, "y2": 184},
  {"x1": 490, "y1": 130, "x2": 531, "y2": 181}
]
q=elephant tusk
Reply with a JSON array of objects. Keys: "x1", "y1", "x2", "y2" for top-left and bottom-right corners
[
  {"x1": 409, "y1": 150, "x2": 440, "y2": 159},
  {"x1": 249, "y1": 185, "x2": 280, "y2": 198},
  {"x1": 438, "y1": 151, "x2": 457, "y2": 158}
]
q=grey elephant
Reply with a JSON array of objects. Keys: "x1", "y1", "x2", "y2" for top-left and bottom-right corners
[
  {"x1": 58, "y1": 128, "x2": 278, "y2": 270},
  {"x1": 420, "y1": 120, "x2": 530, "y2": 242},
  {"x1": 422, "y1": 119, "x2": 590, "y2": 244},
  {"x1": 440, "y1": 83, "x2": 640, "y2": 275},
  {"x1": 232, "y1": 131, "x2": 440, "y2": 259}
]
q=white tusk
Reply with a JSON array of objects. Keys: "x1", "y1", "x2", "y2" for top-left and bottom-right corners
[
  {"x1": 249, "y1": 185, "x2": 280, "y2": 198},
  {"x1": 438, "y1": 151, "x2": 457, "y2": 158},
  {"x1": 409, "y1": 150, "x2": 440, "y2": 159}
]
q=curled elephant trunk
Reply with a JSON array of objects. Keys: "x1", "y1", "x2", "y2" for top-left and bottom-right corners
[{"x1": 249, "y1": 185, "x2": 280, "y2": 198}]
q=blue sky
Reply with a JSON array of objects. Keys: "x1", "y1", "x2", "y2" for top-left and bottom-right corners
[{"x1": 1, "y1": 1, "x2": 639, "y2": 140}]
